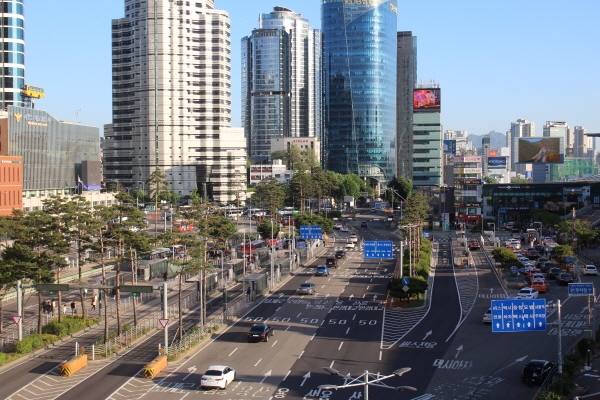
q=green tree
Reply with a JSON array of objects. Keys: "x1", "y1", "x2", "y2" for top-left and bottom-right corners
[
  {"x1": 294, "y1": 213, "x2": 333, "y2": 234},
  {"x1": 551, "y1": 245, "x2": 574, "y2": 266},
  {"x1": 147, "y1": 168, "x2": 170, "y2": 236},
  {"x1": 511, "y1": 177, "x2": 527, "y2": 183},
  {"x1": 483, "y1": 176, "x2": 498, "y2": 184},
  {"x1": 197, "y1": 215, "x2": 237, "y2": 250},
  {"x1": 251, "y1": 179, "x2": 286, "y2": 215},
  {"x1": 492, "y1": 247, "x2": 518, "y2": 266}
]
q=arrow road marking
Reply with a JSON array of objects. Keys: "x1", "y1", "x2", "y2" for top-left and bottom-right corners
[
  {"x1": 455, "y1": 345, "x2": 463, "y2": 358},
  {"x1": 182, "y1": 366, "x2": 197, "y2": 380},
  {"x1": 300, "y1": 372, "x2": 311, "y2": 386},
  {"x1": 260, "y1": 370, "x2": 272, "y2": 384},
  {"x1": 489, "y1": 288, "x2": 494, "y2": 293},
  {"x1": 423, "y1": 330, "x2": 432, "y2": 340}
]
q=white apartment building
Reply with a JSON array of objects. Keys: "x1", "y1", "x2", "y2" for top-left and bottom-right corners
[{"x1": 104, "y1": 0, "x2": 246, "y2": 203}]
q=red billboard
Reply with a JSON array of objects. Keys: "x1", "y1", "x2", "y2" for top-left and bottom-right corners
[{"x1": 413, "y1": 89, "x2": 440, "y2": 110}]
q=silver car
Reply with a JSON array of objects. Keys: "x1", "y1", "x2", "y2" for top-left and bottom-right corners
[{"x1": 297, "y1": 282, "x2": 316, "y2": 295}]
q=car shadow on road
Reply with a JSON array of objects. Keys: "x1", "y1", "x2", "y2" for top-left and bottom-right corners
[{"x1": 28, "y1": 361, "x2": 60, "y2": 375}]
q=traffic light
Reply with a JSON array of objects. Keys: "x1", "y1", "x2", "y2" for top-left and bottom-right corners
[{"x1": 131, "y1": 292, "x2": 140, "y2": 297}]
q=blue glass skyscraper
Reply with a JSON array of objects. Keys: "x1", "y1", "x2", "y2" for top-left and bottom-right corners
[
  {"x1": 0, "y1": 0, "x2": 25, "y2": 109},
  {"x1": 322, "y1": 0, "x2": 397, "y2": 184}
]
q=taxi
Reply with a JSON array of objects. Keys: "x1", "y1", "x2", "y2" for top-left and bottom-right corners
[{"x1": 530, "y1": 279, "x2": 549, "y2": 293}]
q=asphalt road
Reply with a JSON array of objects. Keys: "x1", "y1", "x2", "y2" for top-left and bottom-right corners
[{"x1": 2, "y1": 215, "x2": 596, "y2": 400}]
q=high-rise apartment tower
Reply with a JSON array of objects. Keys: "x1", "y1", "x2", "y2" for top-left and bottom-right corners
[
  {"x1": 322, "y1": 0, "x2": 398, "y2": 185},
  {"x1": 242, "y1": 7, "x2": 322, "y2": 162},
  {"x1": 104, "y1": 0, "x2": 246, "y2": 202},
  {"x1": 0, "y1": 0, "x2": 25, "y2": 109}
]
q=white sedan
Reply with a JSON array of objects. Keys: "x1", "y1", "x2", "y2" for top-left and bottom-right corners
[
  {"x1": 517, "y1": 287, "x2": 539, "y2": 299},
  {"x1": 201, "y1": 365, "x2": 236, "y2": 389},
  {"x1": 345, "y1": 242, "x2": 355, "y2": 248},
  {"x1": 349, "y1": 235, "x2": 358, "y2": 242}
]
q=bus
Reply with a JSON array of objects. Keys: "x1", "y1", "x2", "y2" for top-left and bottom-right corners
[{"x1": 173, "y1": 220, "x2": 194, "y2": 232}]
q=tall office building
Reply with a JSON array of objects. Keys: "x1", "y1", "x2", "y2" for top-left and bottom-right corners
[
  {"x1": 482, "y1": 134, "x2": 491, "y2": 176},
  {"x1": 412, "y1": 83, "x2": 442, "y2": 186},
  {"x1": 0, "y1": 0, "x2": 25, "y2": 109},
  {"x1": 509, "y1": 119, "x2": 535, "y2": 173},
  {"x1": 543, "y1": 121, "x2": 571, "y2": 147},
  {"x1": 396, "y1": 31, "x2": 416, "y2": 180},
  {"x1": 573, "y1": 126, "x2": 594, "y2": 158},
  {"x1": 322, "y1": 0, "x2": 398, "y2": 185},
  {"x1": 105, "y1": 0, "x2": 246, "y2": 202},
  {"x1": 242, "y1": 7, "x2": 322, "y2": 162}
]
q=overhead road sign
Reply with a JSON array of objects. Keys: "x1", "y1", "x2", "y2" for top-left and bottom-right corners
[
  {"x1": 36, "y1": 284, "x2": 69, "y2": 295},
  {"x1": 491, "y1": 298, "x2": 546, "y2": 332},
  {"x1": 364, "y1": 241, "x2": 393, "y2": 259},
  {"x1": 565, "y1": 256, "x2": 577, "y2": 263},
  {"x1": 300, "y1": 225, "x2": 323, "y2": 240},
  {"x1": 568, "y1": 283, "x2": 594, "y2": 296},
  {"x1": 120, "y1": 285, "x2": 154, "y2": 297}
]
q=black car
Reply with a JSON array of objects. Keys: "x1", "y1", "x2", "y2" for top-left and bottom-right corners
[
  {"x1": 556, "y1": 273, "x2": 574, "y2": 286},
  {"x1": 527, "y1": 250, "x2": 540, "y2": 259},
  {"x1": 546, "y1": 267, "x2": 562, "y2": 280},
  {"x1": 360, "y1": 221, "x2": 368, "y2": 227},
  {"x1": 521, "y1": 360, "x2": 554, "y2": 385},
  {"x1": 335, "y1": 250, "x2": 346, "y2": 259},
  {"x1": 325, "y1": 257, "x2": 338, "y2": 267},
  {"x1": 247, "y1": 323, "x2": 274, "y2": 342},
  {"x1": 468, "y1": 241, "x2": 480, "y2": 250}
]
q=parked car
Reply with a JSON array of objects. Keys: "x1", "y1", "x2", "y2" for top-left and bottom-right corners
[
  {"x1": 315, "y1": 265, "x2": 330, "y2": 277},
  {"x1": 335, "y1": 250, "x2": 346, "y2": 259},
  {"x1": 583, "y1": 265, "x2": 599, "y2": 276},
  {"x1": 201, "y1": 365, "x2": 236, "y2": 389},
  {"x1": 546, "y1": 267, "x2": 562, "y2": 280},
  {"x1": 556, "y1": 273, "x2": 575, "y2": 286},
  {"x1": 530, "y1": 280, "x2": 549, "y2": 293},
  {"x1": 297, "y1": 282, "x2": 317, "y2": 295},
  {"x1": 517, "y1": 287, "x2": 539, "y2": 299},
  {"x1": 247, "y1": 324, "x2": 274, "y2": 342},
  {"x1": 521, "y1": 360, "x2": 554, "y2": 385},
  {"x1": 325, "y1": 257, "x2": 338, "y2": 267}
]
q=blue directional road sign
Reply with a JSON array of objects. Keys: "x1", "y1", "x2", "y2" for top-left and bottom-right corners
[
  {"x1": 422, "y1": 232, "x2": 430, "y2": 238},
  {"x1": 491, "y1": 298, "x2": 546, "y2": 332},
  {"x1": 402, "y1": 278, "x2": 410, "y2": 285},
  {"x1": 363, "y1": 241, "x2": 393, "y2": 259},
  {"x1": 568, "y1": 283, "x2": 594, "y2": 296},
  {"x1": 374, "y1": 202, "x2": 382, "y2": 210},
  {"x1": 299, "y1": 225, "x2": 323, "y2": 240},
  {"x1": 565, "y1": 256, "x2": 577, "y2": 263}
]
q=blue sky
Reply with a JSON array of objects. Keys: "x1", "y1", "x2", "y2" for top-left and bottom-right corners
[{"x1": 26, "y1": 0, "x2": 600, "y2": 141}]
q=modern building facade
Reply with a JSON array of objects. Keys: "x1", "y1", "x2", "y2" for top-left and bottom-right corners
[
  {"x1": 0, "y1": 0, "x2": 25, "y2": 109},
  {"x1": 322, "y1": 0, "x2": 398, "y2": 185},
  {"x1": 0, "y1": 106, "x2": 100, "y2": 200},
  {"x1": 0, "y1": 155, "x2": 22, "y2": 215},
  {"x1": 396, "y1": 31, "x2": 416, "y2": 180},
  {"x1": 509, "y1": 119, "x2": 535, "y2": 173},
  {"x1": 453, "y1": 156, "x2": 483, "y2": 228},
  {"x1": 242, "y1": 7, "x2": 322, "y2": 162},
  {"x1": 412, "y1": 84, "x2": 442, "y2": 186},
  {"x1": 543, "y1": 121, "x2": 571, "y2": 151},
  {"x1": 105, "y1": 0, "x2": 246, "y2": 203},
  {"x1": 573, "y1": 126, "x2": 594, "y2": 158},
  {"x1": 482, "y1": 134, "x2": 491, "y2": 177}
]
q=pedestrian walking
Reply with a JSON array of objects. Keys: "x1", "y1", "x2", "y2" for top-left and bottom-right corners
[
  {"x1": 70, "y1": 301, "x2": 76, "y2": 315},
  {"x1": 91, "y1": 297, "x2": 97, "y2": 310},
  {"x1": 83, "y1": 288, "x2": 88, "y2": 298},
  {"x1": 63, "y1": 304, "x2": 67, "y2": 316}
]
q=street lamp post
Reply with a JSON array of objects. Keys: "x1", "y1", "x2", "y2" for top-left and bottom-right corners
[
  {"x1": 216, "y1": 249, "x2": 228, "y2": 320},
  {"x1": 320, "y1": 367, "x2": 416, "y2": 400}
]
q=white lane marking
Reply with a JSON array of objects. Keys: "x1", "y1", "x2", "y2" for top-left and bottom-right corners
[
  {"x1": 276, "y1": 307, "x2": 281, "y2": 311},
  {"x1": 346, "y1": 327, "x2": 350, "y2": 334},
  {"x1": 379, "y1": 351, "x2": 382, "y2": 360},
  {"x1": 271, "y1": 340, "x2": 278, "y2": 347},
  {"x1": 320, "y1": 320, "x2": 325, "y2": 326},
  {"x1": 330, "y1": 360, "x2": 335, "y2": 368},
  {"x1": 297, "y1": 313, "x2": 302, "y2": 318},
  {"x1": 353, "y1": 314, "x2": 357, "y2": 320},
  {"x1": 285, "y1": 325, "x2": 291, "y2": 331},
  {"x1": 283, "y1": 370, "x2": 291, "y2": 381},
  {"x1": 338, "y1": 342, "x2": 344, "y2": 350},
  {"x1": 298, "y1": 350, "x2": 304, "y2": 358},
  {"x1": 254, "y1": 358, "x2": 262, "y2": 367},
  {"x1": 311, "y1": 333, "x2": 316, "y2": 341},
  {"x1": 228, "y1": 347, "x2": 238, "y2": 357}
]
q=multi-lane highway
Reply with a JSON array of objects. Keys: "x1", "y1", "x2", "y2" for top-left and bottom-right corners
[{"x1": 1, "y1": 216, "x2": 597, "y2": 400}]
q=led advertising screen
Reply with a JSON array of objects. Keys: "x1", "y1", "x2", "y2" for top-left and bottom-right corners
[
  {"x1": 517, "y1": 137, "x2": 563, "y2": 163},
  {"x1": 488, "y1": 157, "x2": 508, "y2": 168},
  {"x1": 414, "y1": 89, "x2": 440, "y2": 110},
  {"x1": 443, "y1": 140, "x2": 456, "y2": 154}
]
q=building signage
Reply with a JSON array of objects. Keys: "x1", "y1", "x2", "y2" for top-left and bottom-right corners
[
  {"x1": 488, "y1": 157, "x2": 508, "y2": 168},
  {"x1": 461, "y1": 179, "x2": 482, "y2": 185},
  {"x1": 460, "y1": 168, "x2": 482, "y2": 174},
  {"x1": 13, "y1": 112, "x2": 50, "y2": 127},
  {"x1": 465, "y1": 203, "x2": 481, "y2": 207},
  {"x1": 458, "y1": 214, "x2": 482, "y2": 221},
  {"x1": 489, "y1": 151, "x2": 497, "y2": 157},
  {"x1": 454, "y1": 156, "x2": 481, "y2": 163},
  {"x1": 344, "y1": 0, "x2": 387, "y2": 6},
  {"x1": 563, "y1": 187, "x2": 583, "y2": 194}
]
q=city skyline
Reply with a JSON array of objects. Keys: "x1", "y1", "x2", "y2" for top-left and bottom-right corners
[{"x1": 24, "y1": 0, "x2": 600, "y2": 140}]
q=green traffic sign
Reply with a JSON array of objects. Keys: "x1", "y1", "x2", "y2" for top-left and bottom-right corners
[
  {"x1": 36, "y1": 284, "x2": 69, "y2": 292},
  {"x1": 119, "y1": 285, "x2": 153, "y2": 293}
]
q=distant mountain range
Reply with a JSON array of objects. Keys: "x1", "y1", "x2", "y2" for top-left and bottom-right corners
[{"x1": 468, "y1": 131, "x2": 507, "y2": 149}]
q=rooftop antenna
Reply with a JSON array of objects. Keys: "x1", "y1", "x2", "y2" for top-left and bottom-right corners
[{"x1": 75, "y1": 108, "x2": 82, "y2": 124}]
